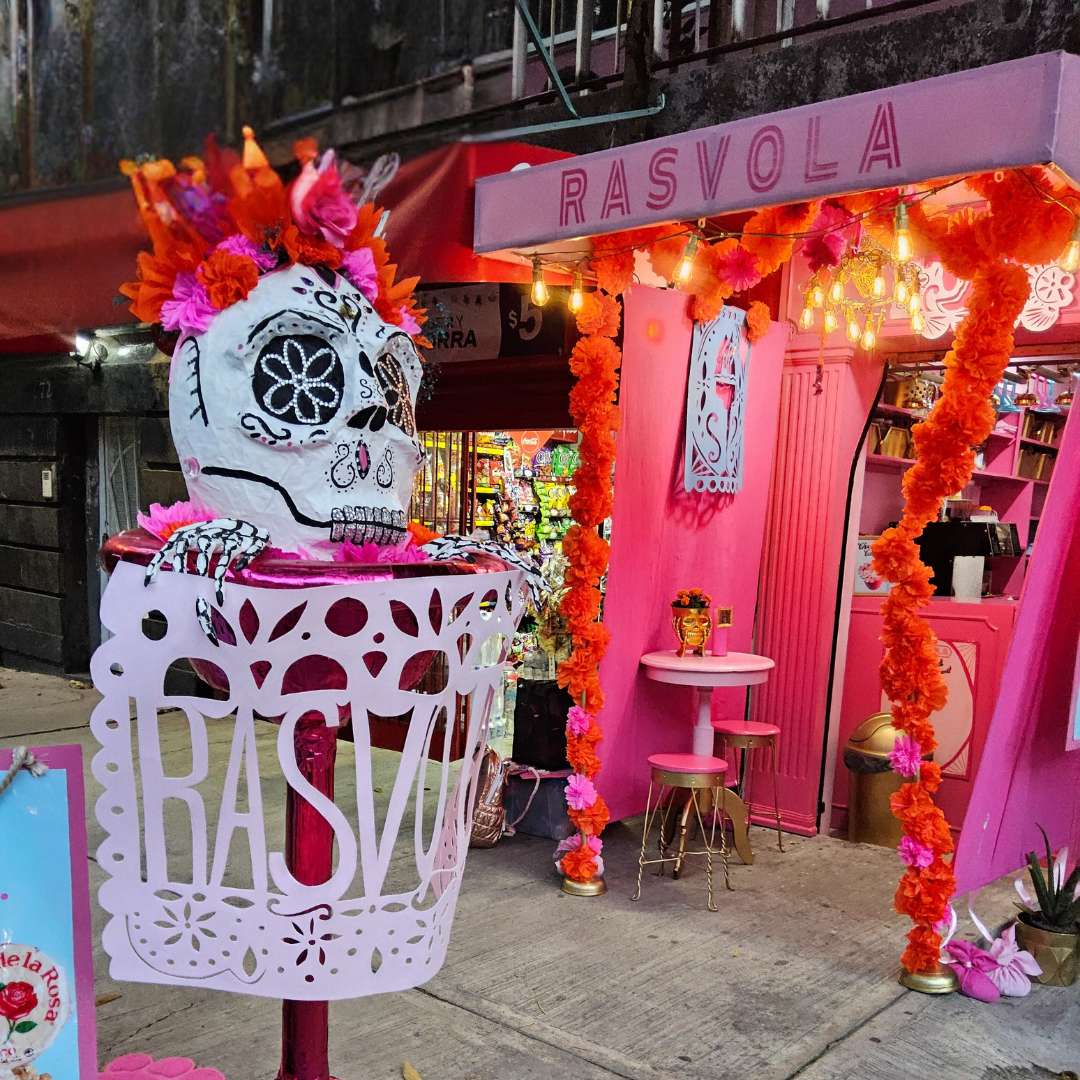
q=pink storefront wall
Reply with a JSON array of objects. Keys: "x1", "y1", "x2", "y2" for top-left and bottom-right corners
[
  {"x1": 954, "y1": 406, "x2": 1080, "y2": 894},
  {"x1": 598, "y1": 284, "x2": 786, "y2": 822}
]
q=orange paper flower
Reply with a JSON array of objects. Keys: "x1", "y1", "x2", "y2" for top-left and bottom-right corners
[{"x1": 197, "y1": 249, "x2": 260, "y2": 309}]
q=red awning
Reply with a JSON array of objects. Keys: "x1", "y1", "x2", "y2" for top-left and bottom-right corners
[
  {"x1": 0, "y1": 141, "x2": 571, "y2": 354},
  {"x1": 379, "y1": 140, "x2": 573, "y2": 285},
  {"x1": 0, "y1": 185, "x2": 146, "y2": 353}
]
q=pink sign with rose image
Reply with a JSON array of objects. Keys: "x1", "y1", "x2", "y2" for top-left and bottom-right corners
[{"x1": 0, "y1": 746, "x2": 96, "y2": 1080}]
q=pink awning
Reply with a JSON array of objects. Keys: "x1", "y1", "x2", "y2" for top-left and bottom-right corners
[{"x1": 474, "y1": 52, "x2": 1080, "y2": 253}]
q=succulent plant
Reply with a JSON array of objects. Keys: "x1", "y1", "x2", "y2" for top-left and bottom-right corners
[{"x1": 1015, "y1": 825, "x2": 1080, "y2": 934}]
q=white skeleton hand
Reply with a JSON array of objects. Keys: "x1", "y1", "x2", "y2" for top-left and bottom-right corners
[
  {"x1": 420, "y1": 535, "x2": 544, "y2": 610},
  {"x1": 144, "y1": 519, "x2": 269, "y2": 645}
]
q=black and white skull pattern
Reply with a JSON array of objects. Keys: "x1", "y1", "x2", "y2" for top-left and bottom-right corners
[
  {"x1": 144, "y1": 519, "x2": 270, "y2": 645},
  {"x1": 420, "y1": 535, "x2": 545, "y2": 610},
  {"x1": 253, "y1": 335, "x2": 344, "y2": 426}
]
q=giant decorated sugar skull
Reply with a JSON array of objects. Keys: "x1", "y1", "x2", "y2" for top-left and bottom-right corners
[{"x1": 171, "y1": 262, "x2": 425, "y2": 551}]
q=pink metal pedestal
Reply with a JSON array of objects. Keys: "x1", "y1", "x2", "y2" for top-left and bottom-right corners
[{"x1": 279, "y1": 716, "x2": 339, "y2": 1080}]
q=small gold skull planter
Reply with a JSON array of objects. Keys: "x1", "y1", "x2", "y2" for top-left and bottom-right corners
[{"x1": 672, "y1": 604, "x2": 713, "y2": 657}]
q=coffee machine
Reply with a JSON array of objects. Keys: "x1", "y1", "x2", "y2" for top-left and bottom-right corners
[{"x1": 914, "y1": 519, "x2": 1022, "y2": 597}]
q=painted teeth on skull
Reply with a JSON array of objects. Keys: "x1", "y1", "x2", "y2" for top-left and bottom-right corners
[{"x1": 168, "y1": 263, "x2": 426, "y2": 552}]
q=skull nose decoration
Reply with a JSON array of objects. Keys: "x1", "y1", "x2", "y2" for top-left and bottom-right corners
[{"x1": 253, "y1": 334, "x2": 344, "y2": 426}]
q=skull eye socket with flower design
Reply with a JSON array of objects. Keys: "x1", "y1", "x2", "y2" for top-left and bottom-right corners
[{"x1": 169, "y1": 262, "x2": 426, "y2": 552}]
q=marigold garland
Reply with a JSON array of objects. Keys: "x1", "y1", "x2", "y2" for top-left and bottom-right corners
[
  {"x1": 555, "y1": 265, "x2": 624, "y2": 882},
  {"x1": 871, "y1": 167, "x2": 1076, "y2": 973}
]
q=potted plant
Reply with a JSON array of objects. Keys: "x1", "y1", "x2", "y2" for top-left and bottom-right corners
[{"x1": 1013, "y1": 825, "x2": 1080, "y2": 986}]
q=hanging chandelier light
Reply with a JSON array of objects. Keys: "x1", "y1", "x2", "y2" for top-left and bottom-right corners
[
  {"x1": 1055, "y1": 369, "x2": 1076, "y2": 406},
  {"x1": 1013, "y1": 372, "x2": 1039, "y2": 408},
  {"x1": 798, "y1": 232, "x2": 922, "y2": 348}
]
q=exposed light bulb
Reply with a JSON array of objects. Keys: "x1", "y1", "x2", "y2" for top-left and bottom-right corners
[
  {"x1": 1058, "y1": 218, "x2": 1080, "y2": 274},
  {"x1": 824, "y1": 310, "x2": 838, "y2": 333},
  {"x1": 846, "y1": 318, "x2": 861, "y2": 343},
  {"x1": 799, "y1": 305, "x2": 815, "y2": 332},
  {"x1": 872, "y1": 272, "x2": 886, "y2": 298},
  {"x1": 861, "y1": 326, "x2": 876, "y2": 351},
  {"x1": 829, "y1": 278, "x2": 844, "y2": 304},
  {"x1": 894, "y1": 201, "x2": 913, "y2": 261},
  {"x1": 908, "y1": 291, "x2": 921, "y2": 315},
  {"x1": 810, "y1": 285, "x2": 825, "y2": 308},
  {"x1": 674, "y1": 234, "x2": 699, "y2": 284},
  {"x1": 895, "y1": 280, "x2": 909, "y2": 305},
  {"x1": 569, "y1": 272, "x2": 584, "y2": 313},
  {"x1": 910, "y1": 310, "x2": 925, "y2": 335},
  {"x1": 531, "y1": 257, "x2": 549, "y2": 306}
]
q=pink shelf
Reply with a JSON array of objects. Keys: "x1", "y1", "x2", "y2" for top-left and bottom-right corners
[
  {"x1": 866, "y1": 454, "x2": 915, "y2": 471},
  {"x1": 875, "y1": 403, "x2": 924, "y2": 420}
]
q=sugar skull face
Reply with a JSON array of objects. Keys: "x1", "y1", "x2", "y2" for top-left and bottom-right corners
[{"x1": 169, "y1": 263, "x2": 425, "y2": 551}]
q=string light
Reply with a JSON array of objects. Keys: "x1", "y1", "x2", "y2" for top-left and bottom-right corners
[
  {"x1": 846, "y1": 317, "x2": 861, "y2": 342},
  {"x1": 1058, "y1": 217, "x2": 1080, "y2": 274},
  {"x1": 810, "y1": 283, "x2": 825, "y2": 308},
  {"x1": 569, "y1": 271, "x2": 584, "y2": 313},
  {"x1": 861, "y1": 325, "x2": 876, "y2": 351},
  {"x1": 910, "y1": 310, "x2": 924, "y2": 334},
  {"x1": 531, "y1": 256, "x2": 549, "y2": 306},
  {"x1": 674, "y1": 234, "x2": 699, "y2": 284},
  {"x1": 829, "y1": 278, "x2": 844, "y2": 304},
  {"x1": 799, "y1": 304, "x2": 815, "y2": 332},
  {"x1": 823, "y1": 310, "x2": 838, "y2": 333},
  {"x1": 895, "y1": 279, "x2": 909, "y2": 305},
  {"x1": 908, "y1": 290, "x2": 921, "y2": 315},
  {"x1": 894, "y1": 201, "x2": 913, "y2": 262}
]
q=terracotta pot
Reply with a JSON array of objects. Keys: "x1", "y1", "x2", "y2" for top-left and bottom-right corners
[
  {"x1": 671, "y1": 604, "x2": 712, "y2": 657},
  {"x1": 1015, "y1": 914, "x2": 1080, "y2": 986}
]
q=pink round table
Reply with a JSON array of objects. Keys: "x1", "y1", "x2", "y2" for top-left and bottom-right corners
[
  {"x1": 640, "y1": 650, "x2": 775, "y2": 866},
  {"x1": 641, "y1": 650, "x2": 775, "y2": 756}
]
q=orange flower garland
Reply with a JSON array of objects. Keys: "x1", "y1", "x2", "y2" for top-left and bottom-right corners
[
  {"x1": 872, "y1": 168, "x2": 1075, "y2": 973},
  {"x1": 555, "y1": 267, "x2": 624, "y2": 882}
]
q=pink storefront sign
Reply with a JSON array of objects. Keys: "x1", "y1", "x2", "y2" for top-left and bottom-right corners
[{"x1": 475, "y1": 52, "x2": 1080, "y2": 253}]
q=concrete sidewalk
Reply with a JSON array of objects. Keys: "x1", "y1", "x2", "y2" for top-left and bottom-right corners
[{"x1": 1, "y1": 665, "x2": 1077, "y2": 1080}]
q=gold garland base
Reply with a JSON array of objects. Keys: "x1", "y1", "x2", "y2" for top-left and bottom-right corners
[
  {"x1": 561, "y1": 875, "x2": 608, "y2": 896},
  {"x1": 898, "y1": 963, "x2": 959, "y2": 995}
]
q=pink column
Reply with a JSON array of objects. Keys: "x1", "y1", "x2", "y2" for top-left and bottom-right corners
[
  {"x1": 278, "y1": 715, "x2": 338, "y2": 1080},
  {"x1": 748, "y1": 347, "x2": 882, "y2": 834}
]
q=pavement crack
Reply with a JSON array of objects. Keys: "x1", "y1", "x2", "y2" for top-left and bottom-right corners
[
  {"x1": 112, "y1": 1000, "x2": 199, "y2": 1047},
  {"x1": 412, "y1": 984, "x2": 668, "y2": 1080},
  {"x1": 781, "y1": 989, "x2": 907, "y2": 1079}
]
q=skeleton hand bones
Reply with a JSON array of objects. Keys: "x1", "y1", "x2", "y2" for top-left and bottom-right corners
[{"x1": 144, "y1": 519, "x2": 269, "y2": 645}]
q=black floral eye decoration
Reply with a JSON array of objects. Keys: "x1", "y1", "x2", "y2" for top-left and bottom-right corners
[{"x1": 253, "y1": 335, "x2": 344, "y2": 426}]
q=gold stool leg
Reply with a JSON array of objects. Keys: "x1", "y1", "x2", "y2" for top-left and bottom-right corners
[
  {"x1": 689, "y1": 789, "x2": 717, "y2": 912},
  {"x1": 769, "y1": 738, "x2": 785, "y2": 853},
  {"x1": 673, "y1": 791, "x2": 697, "y2": 879},
  {"x1": 632, "y1": 780, "x2": 657, "y2": 902},
  {"x1": 717, "y1": 790, "x2": 733, "y2": 891}
]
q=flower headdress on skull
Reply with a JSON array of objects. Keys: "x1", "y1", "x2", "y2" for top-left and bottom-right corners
[{"x1": 120, "y1": 128, "x2": 438, "y2": 640}]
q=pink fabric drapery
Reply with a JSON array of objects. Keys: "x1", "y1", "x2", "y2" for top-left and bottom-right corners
[{"x1": 597, "y1": 285, "x2": 786, "y2": 821}]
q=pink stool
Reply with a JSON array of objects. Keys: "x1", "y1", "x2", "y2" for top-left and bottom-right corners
[
  {"x1": 712, "y1": 719, "x2": 784, "y2": 852},
  {"x1": 632, "y1": 753, "x2": 732, "y2": 911}
]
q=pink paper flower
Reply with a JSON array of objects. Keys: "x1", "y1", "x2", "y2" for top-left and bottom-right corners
[
  {"x1": 554, "y1": 833, "x2": 604, "y2": 877},
  {"x1": 566, "y1": 705, "x2": 591, "y2": 736},
  {"x1": 987, "y1": 923, "x2": 1041, "y2": 996},
  {"x1": 944, "y1": 939, "x2": 1000, "y2": 1002},
  {"x1": 290, "y1": 151, "x2": 358, "y2": 248},
  {"x1": 216, "y1": 232, "x2": 276, "y2": 270},
  {"x1": 160, "y1": 272, "x2": 215, "y2": 336},
  {"x1": 565, "y1": 773, "x2": 598, "y2": 811},
  {"x1": 898, "y1": 835, "x2": 934, "y2": 869},
  {"x1": 398, "y1": 307, "x2": 421, "y2": 336},
  {"x1": 716, "y1": 245, "x2": 761, "y2": 293},
  {"x1": 328, "y1": 539, "x2": 431, "y2": 565},
  {"x1": 137, "y1": 499, "x2": 216, "y2": 542},
  {"x1": 802, "y1": 204, "x2": 858, "y2": 273},
  {"x1": 341, "y1": 247, "x2": 379, "y2": 303},
  {"x1": 888, "y1": 735, "x2": 923, "y2": 777}
]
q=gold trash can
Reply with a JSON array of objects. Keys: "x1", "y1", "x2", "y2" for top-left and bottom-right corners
[{"x1": 843, "y1": 713, "x2": 932, "y2": 848}]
